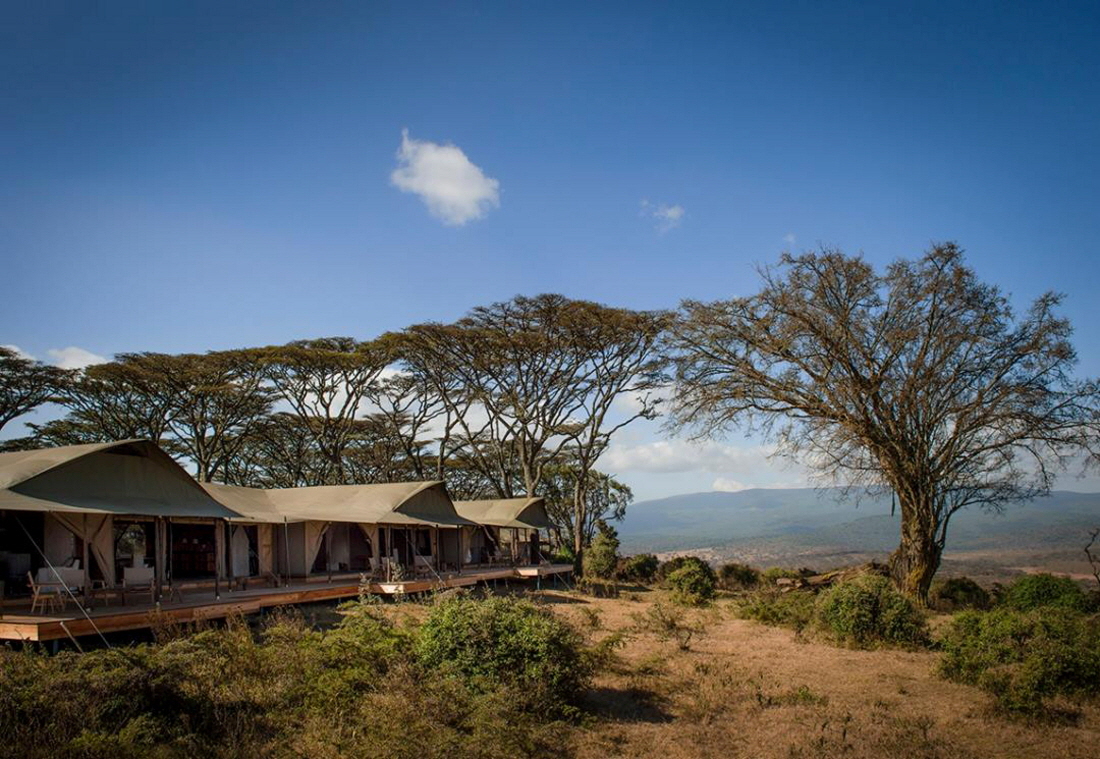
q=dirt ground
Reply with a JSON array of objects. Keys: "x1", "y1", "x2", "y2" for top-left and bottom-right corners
[{"x1": 530, "y1": 588, "x2": 1099, "y2": 759}]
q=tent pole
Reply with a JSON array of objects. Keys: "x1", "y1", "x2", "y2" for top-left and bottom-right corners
[
  {"x1": 81, "y1": 514, "x2": 91, "y2": 610},
  {"x1": 282, "y1": 519, "x2": 290, "y2": 587},
  {"x1": 225, "y1": 520, "x2": 235, "y2": 592},
  {"x1": 326, "y1": 523, "x2": 333, "y2": 583},
  {"x1": 154, "y1": 517, "x2": 164, "y2": 604}
]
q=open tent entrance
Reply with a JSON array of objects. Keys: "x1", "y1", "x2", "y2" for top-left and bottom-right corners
[
  {"x1": 113, "y1": 519, "x2": 154, "y2": 579},
  {"x1": 170, "y1": 522, "x2": 217, "y2": 580}
]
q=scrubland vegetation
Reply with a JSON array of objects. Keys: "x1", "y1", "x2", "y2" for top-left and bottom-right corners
[{"x1": 2, "y1": 563, "x2": 1098, "y2": 758}]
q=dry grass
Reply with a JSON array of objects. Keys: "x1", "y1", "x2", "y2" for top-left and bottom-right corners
[{"x1": 546, "y1": 589, "x2": 1099, "y2": 759}]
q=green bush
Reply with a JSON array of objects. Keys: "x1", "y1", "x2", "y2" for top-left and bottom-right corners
[
  {"x1": 738, "y1": 588, "x2": 817, "y2": 631},
  {"x1": 938, "y1": 606, "x2": 1100, "y2": 714},
  {"x1": 619, "y1": 553, "x2": 659, "y2": 583},
  {"x1": 582, "y1": 522, "x2": 621, "y2": 579},
  {"x1": 666, "y1": 562, "x2": 717, "y2": 606},
  {"x1": 0, "y1": 599, "x2": 580, "y2": 759},
  {"x1": 1000, "y1": 573, "x2": 1091, "y2": 613},
  {"x1": 718, "y1": 562, "x2": 760, "y2": 590},
  {"x1": 929, "y1": 576, "x2": 990, "y2": 611},
  {"x1": 760, "y1": 566, "x2": 809, "y2": 585},
  {"x1": 815, "y1": 575, "x2": 928, "y2": 647},
  {"x1": 415, "y1": 594, "x2": 590, "y2": 710},
  {"x1": 656, "y1": 555, "x2": 712, "y2": 582}
]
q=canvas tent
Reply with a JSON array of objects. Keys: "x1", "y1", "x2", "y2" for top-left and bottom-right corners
[
  {"x1": 453, "y1": 497, "x2": 553, "y2": 566},
  {"x1": 202, "y1": 481, "x2": 475, "y2": 577},
  {"x1": 0, "y1": 440, "x2": 238, "y2": 599}
]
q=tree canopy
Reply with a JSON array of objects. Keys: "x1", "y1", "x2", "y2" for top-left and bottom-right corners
[{"x1": 667, "y1": 244, "x2": 1100, "y2": 600}]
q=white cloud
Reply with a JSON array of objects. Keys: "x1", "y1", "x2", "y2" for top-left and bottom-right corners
[
  {"x1": 601, "y1": 439, "x2": 773, "y2": 474},
  {"x1": 782, "y1": 233, "x2": 797, "y2": 246},
  {"x1": 640, "y1": 199, "x2": 685, "y2": 233},
  {"x1": 390, "y1": 129, "x2": 500, "y2": 225},
  {"x1": 2, "y1": 344, "x2": 35, "y2": 360},
  {"x1": 712, "y1": 477, "x2": 747, "y2": 492},
  {"x1": 47, "y1": 346, "x2": 107, "y2": 370}
]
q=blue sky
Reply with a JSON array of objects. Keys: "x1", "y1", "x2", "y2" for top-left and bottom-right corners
[{"x1": 3, "y1": 1, "x2": 1100, "y2": 498}]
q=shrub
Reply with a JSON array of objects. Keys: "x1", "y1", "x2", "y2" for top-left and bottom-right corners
[
  {"x1": 760, "y1": 566, "x2": 808, "y2": 585},
  {"x1": 619, "y1": 553, "x2": 659, "y2": 583},
  {"x1": 1000, "y1": 573, "x2": 1091, "y2": 613},
  {"x1": 582, "y1": 522, "x2": 621, "y2": 579},
  {"x1": 815, "y1": 575, "x2": 928, "y2": 647},
  {"x1": 634, "y1": 601, "x2": 702, "y2": 650},
  {"x1": 656, "y1": 555, "x2": 712, "y2": 582},
  {"x1": 738, "y1": 588, "x2": 817, "y2": 631},
  {"x1": 0, "y1": 598, "x2": 577, "y2": 759},
  {"x1": 576, "y1": 576, "x2": 619, "y2": 598},
  {"x1": 938, "y1": 606, "x2": 1100, "y2": 714},
  {"x1": 718, "y1": 562, "x2": 760, "y2": 590},
  {"x1": 929, "y1": 576, "x2": 990, "y2": 611},
  {"x1": 666, "y1": 562, "x2": 717, "y2": 606},
  {"x1": 415, "y1": 594, "x2": 590, "y2": 710}
]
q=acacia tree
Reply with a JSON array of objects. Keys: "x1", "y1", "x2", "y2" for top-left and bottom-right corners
[
  {"x1": 148, "y1": 351, "x2": 273, "y2": 482},
  {"x1": 0, "y1": 347, "x2": 72, "y2": 434},
  {"x1": 255, "y1": 338, "x2": 390, "y2": 485},
  {"x1": 401, "y1": 295, "x2": 665, "y2": 565},
  {"x1": 51, "y1": 359, "x2": 177, "y2": 444},
  {"x1": 667, "y1": 244, "x2": 1100, "y2": 602},
  {"x1": 540, "y1": 464, "x2": 633, "y2": 553}
]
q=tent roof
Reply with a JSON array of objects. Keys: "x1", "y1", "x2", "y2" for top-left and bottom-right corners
[
  {"x1": 0, "y1": 440, "x2": 239, "y2": 518},
  {"x1": 452, "y1": 496, "x2": 553, "y2": 529},
  {"x1": 203, "y1": 480, "x2": 476, "y2": 527}
]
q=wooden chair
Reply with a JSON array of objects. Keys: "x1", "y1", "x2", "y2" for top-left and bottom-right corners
[
  {"x1": 413, "y1": 555, "x2": 434, "y2": 577},
  {"x1": 122, "y1": 566, "x2": 155, "y2": 605},
  {"x1": 27, "y1": 571, "x2": 65, "y2": 613}
]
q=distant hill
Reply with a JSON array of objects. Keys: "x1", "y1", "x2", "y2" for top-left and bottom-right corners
[{"x1": 618, "y1": 489, "x2": 1100, "y2": 573}]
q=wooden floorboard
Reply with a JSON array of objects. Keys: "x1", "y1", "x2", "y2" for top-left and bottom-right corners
[{"x1": 0, "y1": 564, "x2": 573, "y2": 642}]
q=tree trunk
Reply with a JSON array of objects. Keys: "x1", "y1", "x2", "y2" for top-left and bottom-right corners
[
  {"x1": 888, "y1": 499, "x2": 942, "y2": 605},
  {"x1": 572, "y1": 482, "x2": 586, "y2": 575}
]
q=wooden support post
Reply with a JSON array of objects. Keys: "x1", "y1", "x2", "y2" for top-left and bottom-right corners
[
  {"x1": 225, "y1": 520, "x2": 235, "y2": 592},
  {"x1": 321, "y1": 519, "x2": 330, "y2": 580},
  {"x1": 154, "y1": 517, "x2": 165, "y2": 603},
  {"x1": 81, "y1": 514, "x2": 91, "y2": 610}
]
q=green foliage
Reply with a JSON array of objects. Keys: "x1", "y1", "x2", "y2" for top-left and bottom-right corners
[
  {"x1": 633, "y1": 601, "x2": 703, "y2": 650},
  {"x1": 938, "y1": 607, "x2": 1100, "y2": 715},
  {"x1": 415, "y1": 593, "x2": 591, "y2": 712},
  {"x1": 1000, "y1": 573, "x2": 1092, "y2": 613},
  {"x1": 718, "y1": 562, "x2": 760, "y2": 590},
  {"x1": 582, "y1": 521, "x2": 621, "y2": 579},
  {"x1": 815, "y1": 575, "x2": 929, "y2": 647},
  {"x1": 656, "y1": 555, "x2": 711, "y2": 582},
  {"x1": 0, "y1": 598, "x2": 585, "y2": 759},
  {"x1": 619, "y1": 553, "x2": 659, "y2": 583},
  {"x1": 666, "y1": 562, "x2": 717, "y2": 606},
  {"x1": 760, "y1": 566, "x2": 807, "y2": 584},
  {"x1": 549, "y1": 544, "x2": 575, "y2": 566},
  {"x1": 737, "y1": 589, "x2": 817, "y2": 631},
  {"x1": 929, "y1": 576, "x2": 990, "y2": 611}
]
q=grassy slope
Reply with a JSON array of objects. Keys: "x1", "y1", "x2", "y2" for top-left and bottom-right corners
[{"x1": 547, "y1": 589, "x2": 1099, "y2": 759}]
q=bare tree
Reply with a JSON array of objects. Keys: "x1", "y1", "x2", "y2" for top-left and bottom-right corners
[
  {"x1": 667, "y1": 244, "x2": 1100, "y2": 602},
  {"x1": 0, "y1": 346, "x2": 72, "y2": 435}
]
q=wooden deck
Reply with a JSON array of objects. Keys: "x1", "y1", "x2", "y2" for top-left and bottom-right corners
[{"x1": 0, "y1": 564, "x2": 574, "y2": 643}]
